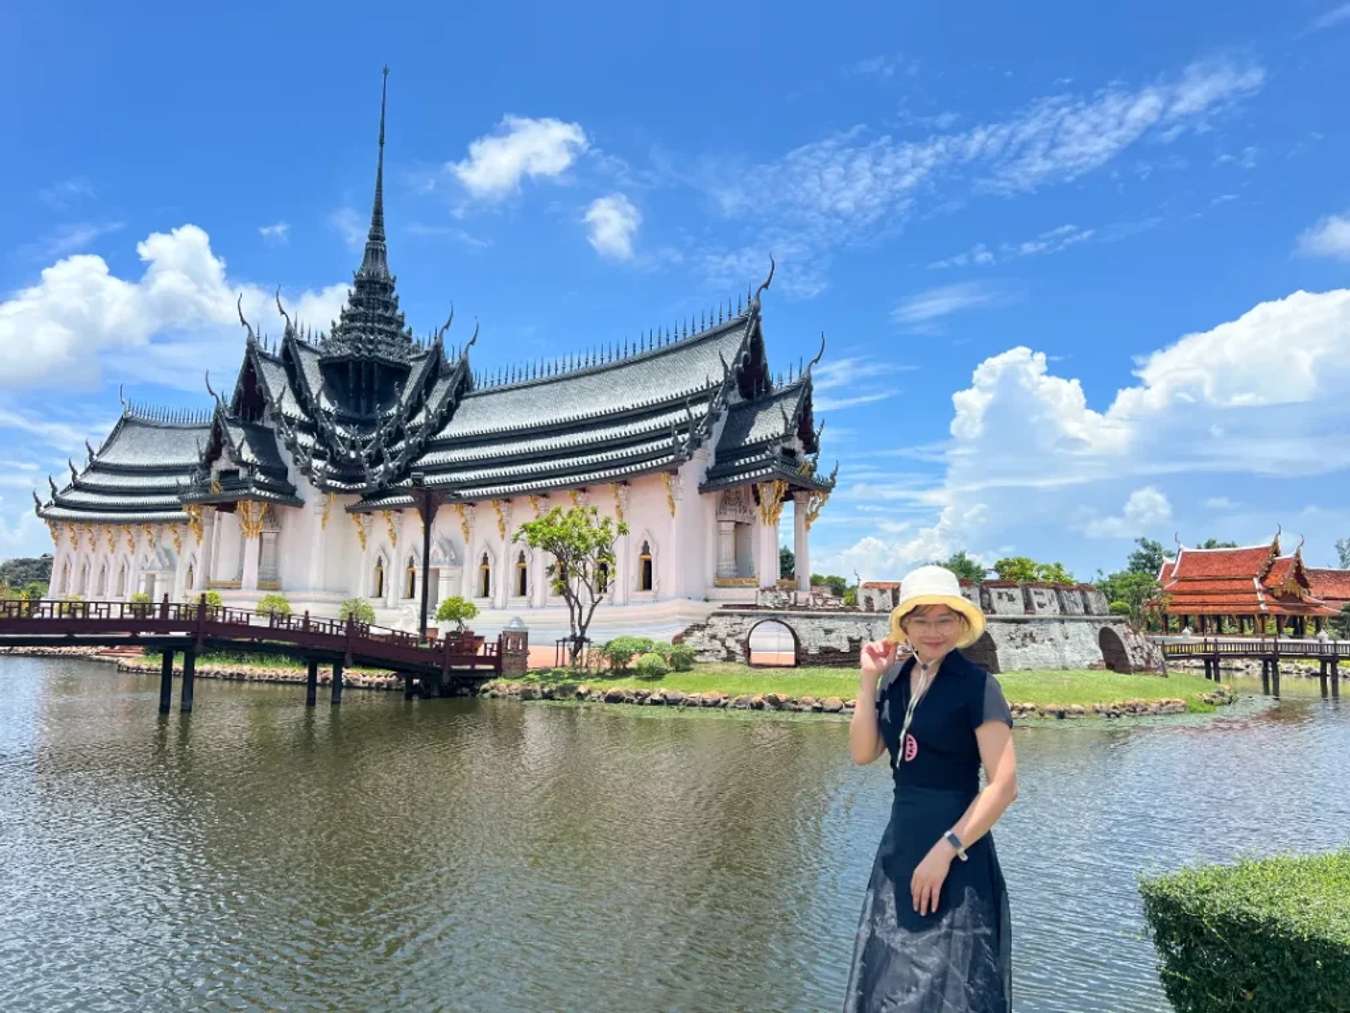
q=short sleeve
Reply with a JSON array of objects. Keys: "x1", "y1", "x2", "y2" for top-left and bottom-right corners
[{"x1": 970, "y1": 671, "x2": 1013, "y2": 730}]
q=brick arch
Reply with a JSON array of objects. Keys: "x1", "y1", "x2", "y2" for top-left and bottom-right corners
[{"x1": 745, "y1": 618, "x2": 799, "y2": 667}]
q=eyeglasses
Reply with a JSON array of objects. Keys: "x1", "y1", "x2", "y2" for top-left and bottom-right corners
[{"x1": 906, "y1": 615, "x2": 963, "y2": 635}]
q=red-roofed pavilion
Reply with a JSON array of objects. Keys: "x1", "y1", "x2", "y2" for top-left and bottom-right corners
[{"x1": 1156, "y1": 534, "x2": 1339, "y2": 636}]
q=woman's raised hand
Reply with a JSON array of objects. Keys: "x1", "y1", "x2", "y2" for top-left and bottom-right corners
[{"x1": 859, "y1": 639, "x2": 896, "y2": 681}]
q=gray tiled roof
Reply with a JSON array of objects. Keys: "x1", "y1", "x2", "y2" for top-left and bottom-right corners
[
  {"x1": 93, "y1": 416, "x2": 210, "y2": 469},
  {"x1": 431, "y1": 315, "x2": 748, "y2": 440}
]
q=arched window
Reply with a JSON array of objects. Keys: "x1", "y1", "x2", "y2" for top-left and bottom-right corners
[
  {"x1": 116, "y1": 561, "x2": 128, "y2": 597},
  {"x1": 638, "y1": 540, "x2": 654, "y2": 592},
  {"x1": 597, "y1": 560, "x2": 610, "y2": 594},
  {"x1": 95, "y1": 563, "x2": 107, "y2": 597},
  {"x1": 478, "y1": 552, "x2": 492, "y2": 598},
  {"x1": 514, "y1": 550, "x2": 528, "y2": 597},
  {"x1": 60, "y1": 560, "x2": 70, "y2": 595},
  {"x1": 404, "y1": 557, "x2": 417, "y2": 599},
  {"x1": 372, "y1": 556, "x2": 385, "y2": 599},
  {"x1": 79, "y1": 562, "x2": 89, "y2": 596},
  {"x1": 185, "y1": 562, "x2": 195, "y2": 591}
]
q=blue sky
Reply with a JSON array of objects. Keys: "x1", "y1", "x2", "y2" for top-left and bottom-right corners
[{"x1": 3, "y1": 1, "x2": 1350, "y2": 580}]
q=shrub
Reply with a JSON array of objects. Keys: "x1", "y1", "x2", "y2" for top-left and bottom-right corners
[
  {"x1": 338, "y1": 598, "x2": 376, "y2": 625},
  {"x1": 666, "y1": 643, "x2": 696, "y2": 671},
  {"x1": 632, "y1": 652, "x2": 669, "y2": 679},
  {"x1": 128, "y1": 591, "x2": 152, "y2": 618},
  {"x1": 1140, "y1": 850, "x2": 1350, "y2": 1013},
  {"x1": 602, "y1": 635, "x2": 652, "y2": 671},
  {"x1": 57, "y1": 594, "x2": 84, "y2": 617},
  {"x1": 255, "y1": 593, "x2": 292, "y2": 619},
  {"x1": 1109, "y1": 600, "x2": 1131, "y2": 616},
  {"x1": 435, "y1": 596, "x2": 478, "y2": 633}
]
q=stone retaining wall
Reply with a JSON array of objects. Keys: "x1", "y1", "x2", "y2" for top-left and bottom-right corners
[{"x1": 676, "y1": 610, "x2": 1164, "y2": 673}]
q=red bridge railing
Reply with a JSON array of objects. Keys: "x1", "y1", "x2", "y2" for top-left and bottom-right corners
[{"x1": 0, "y1": 597, "x2": 500, "y2": 676}]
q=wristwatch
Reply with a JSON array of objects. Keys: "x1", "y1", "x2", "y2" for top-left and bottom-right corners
[{"x1": 943, "y1": 830, "x2": 969, "y2": 862}]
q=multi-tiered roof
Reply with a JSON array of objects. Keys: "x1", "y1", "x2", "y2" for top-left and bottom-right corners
[
  {"x1": 35, "y1": 71, "x2": 834, "y2": 530},
  {"x1": 1156, "y1": 534, "x2": 1338, "y2": 619}
]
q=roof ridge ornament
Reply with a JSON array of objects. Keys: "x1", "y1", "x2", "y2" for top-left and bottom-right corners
[
  {"x1": 807, "y1": 332, "x2": 826, "y2": 373},
  {"x1": 275, "y1": 288, "x2": 293, "y2": 336},
  {"x1": 237, "y1": 294, "x2": 258, "y2": 346},
  {"x1": 752, "y1": 254, "x2": 775, "y2": 306}
]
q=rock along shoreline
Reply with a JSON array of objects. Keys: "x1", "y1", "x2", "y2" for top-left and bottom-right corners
[{"x1": 1, "y1": 647, "x2": 1238, "y2": 718}]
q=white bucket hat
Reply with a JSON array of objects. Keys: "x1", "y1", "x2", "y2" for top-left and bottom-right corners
[{"x1": 886, "y1": 564, "x2": 986, "y2": 649}]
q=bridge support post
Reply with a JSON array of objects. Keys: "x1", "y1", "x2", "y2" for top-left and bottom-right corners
[
  {"x1": 1260, "y1": 659, "x2": 1271, "y2": 696},
  {"x1": 331, "y1": 662, "x2": 344, "y2": 705},
  {"x1": 1271, "y1": 660, "x2": 1281, "y2": 700},
  {"x1": 1319, "y1": 660, "x2": 1329, "y2": 699},
  {"x1": 306, "y1": 658, "x2": 318, "y2": 707},
  {"x1": 159, "y1": 649, "x2": 175, "y2": 714},
  {"x1": 403, "y1": 673, "x2": 415, "y2": 700},
  {"x1": 181, "y1": 649, "x2": 197, "y2": 713},
  {"x1": 1333, "y1": 660, "x2": 1341, "y2": 699}
]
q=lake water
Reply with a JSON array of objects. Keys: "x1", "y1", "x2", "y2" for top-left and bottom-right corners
[{"x1": 1, "y1": 657, "x2": 1346, "y2": 1012}]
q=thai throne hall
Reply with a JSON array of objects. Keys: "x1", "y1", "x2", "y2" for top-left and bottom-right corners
[{"x1": 34, "y1": 74, "x2": 835, "y2": 640}]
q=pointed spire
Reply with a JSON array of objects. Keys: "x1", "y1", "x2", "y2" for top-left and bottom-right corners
[{"x1": 357, "y1": 66, "x2": 391, "y2": 281}]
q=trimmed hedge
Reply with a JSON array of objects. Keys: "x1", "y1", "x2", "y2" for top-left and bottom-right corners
[
  {"x1": 632, "y1": 652, "x2": 669, "y2": 679},
  {"x1": 1140, "y1": 850, "x2": 1350, "y2": 1013}
]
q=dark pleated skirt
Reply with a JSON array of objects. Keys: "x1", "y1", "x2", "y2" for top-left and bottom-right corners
[{"x1": 843, "y1": 786, "x2": 1011, "y2": 1013}]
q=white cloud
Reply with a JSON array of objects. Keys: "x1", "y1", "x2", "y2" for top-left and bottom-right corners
[
  {"x1": 1308, "y1": 3, "x2": 1350, "y2": 31},
  {"x1": 451, "y1": 116, "x2": 588, "y2": 200},
  {"x1": 1081, "y1": 486, "x2": 1172, "y2": 538},
  {"x1": 929, "y1": 224, "x2": 1094, "y2": 268},
  {"x1": 892, "y1": 281, "x2": 1007, "y2": 327},
  {"x1": 820, "y1": 286, "x2": 1350, "y2": 576},
  {"x1": 707, "y1": 56, "x2": 1262, "y2": 295},
  {"x1": 0, "y1": 224, "x2": 347, "y2": 391},
  {"x1": 810, "y1": 353, "x2": 913, "y2": 411},
  {"x1": 1297, "y1": 213, "x2": 1350, "y2": 260},
  {"x1": 258, "y1": 222, "x2": 290, "y2": 244},
  {"x1": 583, "y1": 194, "x2": 641, "y2": 260},
  {"x1": 38, "y1": 177, "x2": 96, "y2": 211},
  {"x1": 1204, "y1": 496, "x2": 1237, "y2": 511},
  {"x1": 20, "y1": 222, "x2": 125, "y2": 262},
  {"x1": 329, "y1": 207, "x2": 365, "y2": 250}
]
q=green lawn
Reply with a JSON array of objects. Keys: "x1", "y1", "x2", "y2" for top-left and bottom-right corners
[{"x1": 497, "y1": 662, "x2": 1225, "y2": 711}]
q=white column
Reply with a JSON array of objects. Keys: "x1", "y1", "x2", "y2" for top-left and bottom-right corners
[
  {"x1": 613, "y1": 532, "x2": 629, "y2": 606},
  {"x1": 241, "y1": 532, "x2": 260, "y2": 591},
  {"x1": 793, "y1": 493, "x2": 811, "y2": 592},
  {"x1": 493, "y1": 545, "x2": 509, "y2": 610},
  {"x1": 716, "y1": 520, "x2": 737, "y2": 578},
  {"x1": 530, "y1": 549, "x2": 546, "y2": 608},
  {"x1": 199, "y1": 510, "x2": 217, "y2": 590},
  {"x1": 755, "y1": 518, "x2": 779, "y2": 587}
]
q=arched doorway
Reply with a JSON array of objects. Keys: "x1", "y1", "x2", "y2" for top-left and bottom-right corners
[
  {"x1": 746, "y1": 619, "x2": 798, "y2": 667},
  {"x1": 1099, "y1": 627, "x2": 1132, "y2": 673},
  {"x1": 964, "y1": 631, "x2": 1001, "y2": 674}
]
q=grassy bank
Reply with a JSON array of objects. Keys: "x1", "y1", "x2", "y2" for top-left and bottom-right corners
[{"x1": 491, "y1": 662, "x2": 1229, "y2": 714}]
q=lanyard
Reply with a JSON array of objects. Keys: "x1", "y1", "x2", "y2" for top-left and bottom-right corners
[{"x1": 886, "y1": 653, "x2": 940, "y2": 771}]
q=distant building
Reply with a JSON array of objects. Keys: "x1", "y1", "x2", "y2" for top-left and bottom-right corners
[
  {"x1": 32, "y1": 73, "x2": 836, "y2": 636},
  {"x1": 1156, "y1": 534, "x2": 1339, "y2": 635}
]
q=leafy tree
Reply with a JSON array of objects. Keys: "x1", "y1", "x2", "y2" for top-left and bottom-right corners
[
  {"x1": 434, "y1": 595, "x2": 478, "y2": 634},
  {"x1": 1331, "y1": 603, "x2": 1350, "y2": 640},
  {"x1": 514, "y1": 505, "x2": 626, "y2": 667},
  {"x1": 1336, "y1": 538, "x2": 1350, "y2": 569},
  {"x1": 21, "y1": 581, "x2": 46, "y2": 601},
  {"x1": 1197, "y1": 538, "x2": 1238, "y2": 549},
  {"x1": 1127, "y1": 537, "x2": 1171, "y2": 575},
  {"x1": 338, "y1": 598, "x2": 376, "y2": 625},
  {"x1": 811, "y1": 573, "x2": 849, "y2": 597},
  {"x1": 1035, "y1": 561, "x2": 1075, "y2": 585},
  {"x1": 935, "y1": 551, "x2": 986, "y2": 583},
  {"x1": 0, "y1": 554, "x2": 53, "y2": 588},
  {"x1": 992, "y1": 556, "x2": 1039, "y2": 582},
  {"x1": 255, "y1": 593, "x2": 292, "y2": 619},
  {"x1": 779, "y1": 546, "x2": 795, "y2": 579},
  {"x1": 1097, "y1": 570, "x2": 1164, "y2": 631},
  {"x1": 843, "y1": 587, "x2": 857, "y2": 606}
]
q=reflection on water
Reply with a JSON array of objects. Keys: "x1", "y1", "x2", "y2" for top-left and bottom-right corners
[{"x1": 1, "y1": 659, "x2": 1347, "y2": 1012}]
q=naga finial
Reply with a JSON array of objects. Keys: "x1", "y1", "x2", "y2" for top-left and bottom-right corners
[
  {"x1": 435, "y1": 304, "x2": 454, "y2": 343},
  {"x1": 237, "y1": 293, "x2": 258, "y2": 345},
  {"x1": 48, "y1": 475, "x2": 59, "y2": 499},
  {"x1": 275, "y1": 287, "x2": 293, "y2": 335},
  {"x1": 753, "y1": 254, "x2": 776, "y2": 305},
  {"x1": 32, "y1": 490, "x2": 44, "y2": 514},
  {"x1": 807, "y1": 331, "x2": 826, "y2": 372}
]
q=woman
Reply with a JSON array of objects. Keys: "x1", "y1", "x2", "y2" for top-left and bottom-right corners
[{"x1": 843, "y1": 564, "x2": 1019, "y2": 1012}]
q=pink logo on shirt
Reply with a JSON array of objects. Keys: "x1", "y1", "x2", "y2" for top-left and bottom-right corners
[{"x1": 903, "y1": 733, "x2": 918, "y2": 762}]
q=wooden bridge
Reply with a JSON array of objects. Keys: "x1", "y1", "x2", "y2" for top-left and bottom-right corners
[
  {"x1": 1155, "y1": 635, "x2": 1347, "y2": 699},
  {"x1": 0, "y1": 596, "x2": 519, "y2": 713}
]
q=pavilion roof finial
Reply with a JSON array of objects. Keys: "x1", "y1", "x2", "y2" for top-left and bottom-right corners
[{"x1": 371, "y1": 66, "x2": 389, "y2": 246}]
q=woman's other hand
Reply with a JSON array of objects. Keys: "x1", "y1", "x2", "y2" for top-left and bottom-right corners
[
  {"x1": 860, "y1": 639, "x2": 896, "y2": 681},
  {"x1": 911, "y1": 843, "x2": 954, "y2": 916}
]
